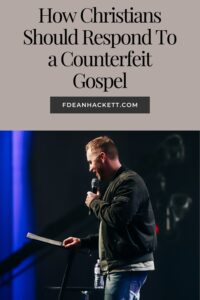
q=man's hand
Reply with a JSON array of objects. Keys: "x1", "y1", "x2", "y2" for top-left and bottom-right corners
[
  {"x1": 85, "y1": 191, "x2": 99, "y2": 208},
  {"x1": 63, "y1": 237, "x2": 81, "y2": 248}
]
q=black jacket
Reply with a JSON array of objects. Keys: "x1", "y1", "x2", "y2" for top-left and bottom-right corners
[{"x1": 81, "y1": 166, "x2": 157, "y2": 271}]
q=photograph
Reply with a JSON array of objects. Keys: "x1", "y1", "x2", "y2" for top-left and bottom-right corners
[{"x1": 0, "y1": 131, "x2": 198, "y2": 300}]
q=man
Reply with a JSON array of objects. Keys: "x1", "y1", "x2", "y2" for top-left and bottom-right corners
[{"x1": 63, "y1": 136, "x2": 157, "y2": 300}]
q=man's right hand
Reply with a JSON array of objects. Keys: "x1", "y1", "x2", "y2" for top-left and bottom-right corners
[{"x1": 63, "y1": 237, "x2": 81, "y2": 248}]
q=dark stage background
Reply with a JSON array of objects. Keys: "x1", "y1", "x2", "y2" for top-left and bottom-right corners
[{"x1": 2, "y1": 131, "x2": 198, "y2": 300}]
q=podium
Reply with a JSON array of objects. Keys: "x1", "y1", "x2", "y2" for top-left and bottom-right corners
[{"x1": 26, "y1": 233, "x2": 104, "y2": 299}]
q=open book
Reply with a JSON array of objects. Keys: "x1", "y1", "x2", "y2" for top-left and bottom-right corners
[{"x1": 27, "y1": 232, "x2": 64, "y2": 247}]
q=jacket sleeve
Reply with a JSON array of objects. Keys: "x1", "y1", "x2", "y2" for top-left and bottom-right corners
[
  {"x1": 80, "y1": 233, "x2": 98, "y2": 250},
  {"x1": 90, "y1": 177, "x2": 144, "y2": 229}
]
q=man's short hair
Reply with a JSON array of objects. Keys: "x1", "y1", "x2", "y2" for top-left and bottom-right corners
[{"x1": 85, "y1": 136, "x2": 118, "y2": 160}]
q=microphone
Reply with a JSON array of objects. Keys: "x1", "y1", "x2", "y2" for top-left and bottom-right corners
[
  {"x1": 88, "y1": 178, "x2": 99, "y2": 215},
  {"x1": 91, "y1": 178, "x2": 99, "y2": 194}
]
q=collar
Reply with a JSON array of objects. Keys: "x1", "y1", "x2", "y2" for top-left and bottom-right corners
[{"x1": 112, "y1": 165, "x2": 127, "y2": 180}]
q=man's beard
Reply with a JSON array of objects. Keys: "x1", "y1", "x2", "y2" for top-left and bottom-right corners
[{"x1": 96, "y1": 167, "x2": 105, "y2": 181}]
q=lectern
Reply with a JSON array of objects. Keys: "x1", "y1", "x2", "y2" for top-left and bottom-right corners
[{"x1": 26, "y1": 232, "x2": 104, "y2": 300}]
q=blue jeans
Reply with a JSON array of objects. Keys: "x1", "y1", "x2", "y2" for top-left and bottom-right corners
[{"x1": 104, "y1": 271, "x2": 147, "y2": 300}]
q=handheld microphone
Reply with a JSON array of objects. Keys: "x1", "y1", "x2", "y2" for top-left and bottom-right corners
[
  {"x1": 88, "y1": 178, "x2": 99, "y2": 215},
  {"x1": 91, "y1": 178, "x2": 99, "y2": 194}
]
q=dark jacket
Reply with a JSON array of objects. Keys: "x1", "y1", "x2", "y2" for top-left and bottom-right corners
[{"x1": 81, "y1": 166, "x2": 157, "y2": 272}]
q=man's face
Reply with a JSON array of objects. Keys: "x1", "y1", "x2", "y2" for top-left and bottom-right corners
[{"x1": 86, "y1": 148, "x2": 105, "y2": 180}]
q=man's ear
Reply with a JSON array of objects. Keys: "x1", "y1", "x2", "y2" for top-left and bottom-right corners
[{"x1": 99, "y1": 152, "x2": 106, "y2": 162}]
